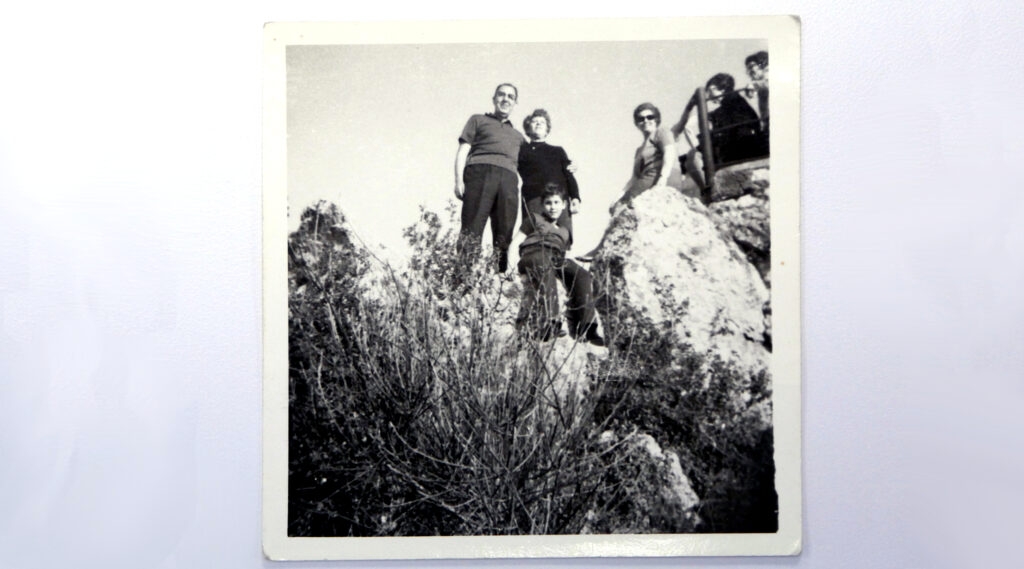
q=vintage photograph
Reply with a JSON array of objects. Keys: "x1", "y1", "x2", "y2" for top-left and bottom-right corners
[{"x1": 263, "y1": 17, "x2": 801, "y2": 559}]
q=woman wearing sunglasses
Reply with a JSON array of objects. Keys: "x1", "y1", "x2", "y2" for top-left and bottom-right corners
[{"x1": 622, "y1": 102, "x2": 684, "y2": 204}]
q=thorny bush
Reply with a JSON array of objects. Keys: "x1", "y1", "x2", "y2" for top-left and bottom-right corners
[{"x1": 287, "y1": 200, "x2": 776, "y2": 536}]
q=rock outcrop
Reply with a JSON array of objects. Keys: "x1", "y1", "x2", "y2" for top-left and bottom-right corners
[
  {"x1": 592, "y1": 183, "x2": 771, "y2": 375},
  {"x1": 632, "y1": 433, "x2": 701, "y2": 525},
  {"x1": 708, "y1": 160, "x2": 771, "y2": 287},
  {"x1": 708, "y1": 158, "x2": 770, "y2": 202},
  {"x1": 582, "y1": 430, "x2": 701, "y2": 534},
  {"x1": 542, "y1": 333, "x2": 609, "y2": 399}
]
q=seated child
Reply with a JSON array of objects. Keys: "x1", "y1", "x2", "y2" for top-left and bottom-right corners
[{"x1": 516, "y1": 183, "x2": 604, "y2": 346}]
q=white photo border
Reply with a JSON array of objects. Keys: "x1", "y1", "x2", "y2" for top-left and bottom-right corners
[{"x1": 263, "y1": 16, "x2": 801, "y2": 560}]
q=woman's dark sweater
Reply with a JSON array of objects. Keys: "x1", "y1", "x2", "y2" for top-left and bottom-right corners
[{"x1": 518, "y1": 141, "x2": 580, "y2": 202}]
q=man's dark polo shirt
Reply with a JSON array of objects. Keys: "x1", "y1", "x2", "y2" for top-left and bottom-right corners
[{"x1": 459, "y1": 113, "x2": 523, "y2": 174}]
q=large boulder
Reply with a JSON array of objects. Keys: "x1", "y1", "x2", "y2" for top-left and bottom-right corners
[
  {"x1": 632, "y1": 433, "x2": 701, "y2": 527},
  {"x1": 542, "y1": 334, "x2": 609, "y2": 399},
  {"x1": 581, "y1": 431, "x2": 701, "y2": 534},
  {"x1": 592, "y1": 185, "x2": 770, "y2": 375},
  {"x1": 708, "y1": 158, "x2": 770, "y2": 202},
  {"x1": 708, "y1": 161, "x2": 771, "y2": 287}
]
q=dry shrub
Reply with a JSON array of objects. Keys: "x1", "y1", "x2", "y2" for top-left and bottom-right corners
[
  {"x1": 287, "y1": 201, "x2": 775, "y2": 536},
  {"x1": 287, "y1": 202, "x2": 696, "y2": 536}
]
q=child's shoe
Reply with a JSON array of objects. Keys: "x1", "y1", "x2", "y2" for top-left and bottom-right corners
[
  {"x1": 539, "y1": 320, "x2": 565, "y2": 342},
  {"x1": 576, "y1": 322, "x2": 605, "y2": 347},
  {"x1": 585, "y1": 327, "x2": 605, "y2": 347}
]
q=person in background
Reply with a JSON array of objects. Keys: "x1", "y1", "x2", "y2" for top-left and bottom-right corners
[
  {"x1": 704, "y1": 73, "x2": 763, "y2": 164},
  {"x1": 673, "y1": 74, "x2": 763, "y2": 201},
  {"x1": 517, "y1": 109, "x2": 581, "y2": 249},
  {"x1": 742, "y1": 50, "x2": 769, "y2": 134},
  {"x1": 516, "y1": 183, "x2": 603, "y2": 346},
  {"x1": 453, "y1": 83, "x2": 525, "y2": 275}
]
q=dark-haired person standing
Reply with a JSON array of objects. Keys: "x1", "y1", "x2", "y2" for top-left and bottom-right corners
[
  {"x1": 703, "y1": 73, "x2": 764, "y2": 164},
  {"x1": 673, "y1": 73, "x2": 763, "y2": 200},
  {"x1": 517, "y1": 109, "x2": 580, "y2": 249},
  {"x1": 743, "y1": 50, "x2": 769, "y2": 134},
  {"x1": 454, "y1": 83, "x2": 525, "y2": 274}
]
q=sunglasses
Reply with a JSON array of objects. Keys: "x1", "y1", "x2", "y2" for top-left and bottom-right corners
[{"x1": 635, "y1": 114, "x2": 658, "y2": 124}]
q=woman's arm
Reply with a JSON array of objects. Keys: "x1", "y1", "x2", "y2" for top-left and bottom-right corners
[
  {"x1": 670, "y1": 108, "x2": 689, "y2": 140},
  {"x1": 670, "y1": 92, "x2": 699, "y2": 139},
  {"x1": 682, "y1": 112, "x2": 700, "y2": 150},
  {"x1": 561, "y1": 148, "x2": 581, "y2": 199}
]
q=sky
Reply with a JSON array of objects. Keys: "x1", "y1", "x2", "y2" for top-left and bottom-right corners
[{"x1": 287, "y1": 38, "x2": 767, "y2": 262}]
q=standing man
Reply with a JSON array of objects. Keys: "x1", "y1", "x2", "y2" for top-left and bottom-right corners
[
  {"x1": 454, "y1": 83, "x2": 524, "y2": 274},
  {"x1": 743, "y1": 50, "x2": 769, "y2": 134}
]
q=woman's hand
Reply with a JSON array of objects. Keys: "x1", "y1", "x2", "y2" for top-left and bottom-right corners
[
  {"x1": 566, "y1": 162, "x2": 578, "y2": 174},
  {"x1": 570, "y1": 198, "x2": 580, "y2": 214},
  {"x1": 454, "y1": 181, "x2": 465, "y2": 201}
]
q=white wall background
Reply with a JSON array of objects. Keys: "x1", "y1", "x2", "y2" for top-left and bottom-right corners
[{"x1": 1, "y1": 2, "x2": 1022, "y2": 568}]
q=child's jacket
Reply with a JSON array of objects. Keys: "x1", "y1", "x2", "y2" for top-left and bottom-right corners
[{"x1": 519, "y1": 217, "x2": 570, "y2": 255}]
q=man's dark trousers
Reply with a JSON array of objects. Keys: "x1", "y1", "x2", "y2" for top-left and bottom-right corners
[{"x1": 458, "y1": 164, "x2": 519, "y2": 272}]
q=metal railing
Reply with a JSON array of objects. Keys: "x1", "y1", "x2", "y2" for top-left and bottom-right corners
[{"x1": 689, "y1": 87, "x2": 769, "y2": 202}]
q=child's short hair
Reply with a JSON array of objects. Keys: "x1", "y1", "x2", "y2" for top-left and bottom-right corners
[{"x1": 540, "y1": 182, "x2": 567, "y2": 201}]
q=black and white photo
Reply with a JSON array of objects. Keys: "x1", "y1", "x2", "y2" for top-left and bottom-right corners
[{"x1": 263, "y1": 16, "x2": 801, "y2": 559}]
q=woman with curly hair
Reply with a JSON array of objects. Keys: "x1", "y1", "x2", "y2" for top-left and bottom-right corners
[
  {"x1": 517, "y1": 109, "x2": 581, "y2": 249},
  {"x1": 621, "y1": 102, "x2": 684, "y2": 204}
]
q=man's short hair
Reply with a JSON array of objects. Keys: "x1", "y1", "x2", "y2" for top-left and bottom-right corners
[
  {"x1": 541, "y1": 182, "x2": 567, "y2": 201},
  {"x1": 706, "y1": 73, "x2": 736, "y2": 93},
  {"x1": 523, "y1": 109, "x2": 552, "y2": 134},
  {"x1": 632, "y1": 102, "x2": 661, "y2": 125},
  {"x1": 494, "y1": 82, "x2": 518, "y2": 100},
  {"x1": 745, "y1": 51, "x2": 769, "y2": 69}
]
